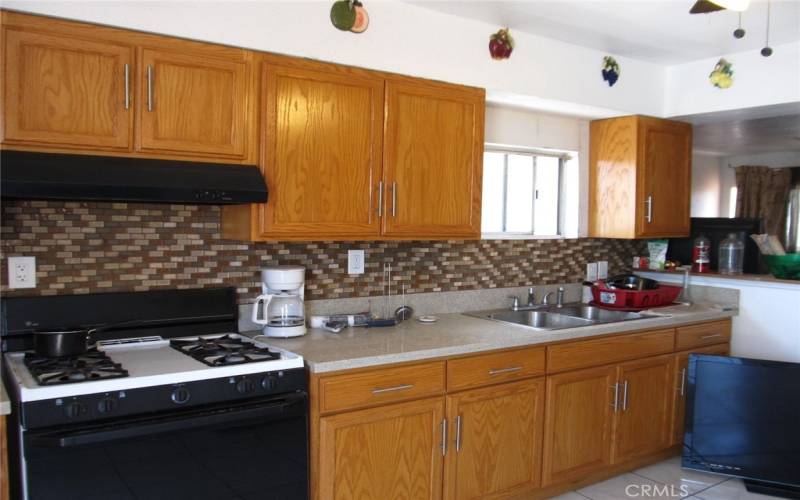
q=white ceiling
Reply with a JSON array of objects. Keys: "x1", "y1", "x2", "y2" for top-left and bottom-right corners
[{"x1": 404, "y1": 0, "x2": 800, "y2": 64}]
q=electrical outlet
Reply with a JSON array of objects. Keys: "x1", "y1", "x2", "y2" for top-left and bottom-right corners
[
  {"x1": 347, "y1": 249, "x2": 365, "y2": 275},
  {"x1": 8, "y1": 256, "x2": 36, "y2": 289},
  {"x1": 586, "y1": 262, "x2": 598, "y2": 282},
  {"x1": 597, "y1": 261, "x2": 609, "y2": 279}
]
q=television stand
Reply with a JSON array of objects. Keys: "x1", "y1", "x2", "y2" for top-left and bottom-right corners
[{"x1": 744, "y1": 479, "x2": 800, "y2": 499}]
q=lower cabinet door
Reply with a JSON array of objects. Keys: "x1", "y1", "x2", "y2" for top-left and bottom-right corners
[
  {"x1": 671, "y1": 344, "x2": 730, "y2": 446},
  {"x1": 614, "y1": 354, "x2": 675, "y2": 463},
  {"x1": 318, "y1": 397, "x2": 445, "y2": 500},
  {"x1": 443, "y1": 378, "x2": 545, "y2": 500},
  {"x1": 541, "y1": 365, "x2": 617, "y2": 486}
]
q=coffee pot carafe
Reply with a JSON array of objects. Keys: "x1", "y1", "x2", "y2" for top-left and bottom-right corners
[{"x1": 251, "y1": 266, "x2": 306, "y2": 338}]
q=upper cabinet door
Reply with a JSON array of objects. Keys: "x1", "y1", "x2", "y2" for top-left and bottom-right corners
[
  {"x1": 137, "y1": 47, "x2": 252, "y2": 159},
  {"x1": 2, "y1": 28, "x2": 133, "y2": 150},
  {"x1": 637, "y1": 118, "x2": 692, "y2": 238},
  {"x1": 257, "y1": 61, "x2": 384, "y2": 239},
  {"x1": 383, "y1": 80, "x2": 484, "y2": 239}
]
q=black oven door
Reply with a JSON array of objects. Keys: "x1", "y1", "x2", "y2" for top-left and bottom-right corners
[{"x1": 22, "y1": 392, "x2": 308, "y2": 500}]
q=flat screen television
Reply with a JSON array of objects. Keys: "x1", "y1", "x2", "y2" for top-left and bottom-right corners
[{"x1": 683, "y1": 354, "x2": 800, "y2": 498}]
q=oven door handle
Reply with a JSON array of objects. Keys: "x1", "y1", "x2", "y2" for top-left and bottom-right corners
[{"x1": 28, "y1": 393, "x2": 306, "y2": 449}]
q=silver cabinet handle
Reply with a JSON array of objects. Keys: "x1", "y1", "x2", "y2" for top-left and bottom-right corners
[
  {"x1": 610, "y1": 382, "x2": 619, "y2": 412},
  {"x1": 700, "y1": 333, "x2": 723, "y2": 340},
  {"x1": 679, "y1": 368, "x2": 687, "y2": 397},
  {"x1": 440, "y1": 418, "x2": 448, "y2": 456},
  {"x1": 376, "y1": 181, "x2": 384, "y2": 218},
  {"x1": 391, "y1": 182, "x2": 397, "y2": 217},
  {"x1": 622, "y1": 379, "x2": 629, "y2": 411},
  {"x1": 454, "y1": 415, "x2": 462, "y2": 452},
  {"x1": 371, "y1": 383, "x2": 413, "y2": 394},
  {"x1": 124, "y1": 63, "x2": 130, "y2": 110},
  {"x1": 146, "y1": 65, "x2": 154, "y2": 112},
  {"x1": 488, "y1": 366, "x2": 523, "y2": 376},
  {"x1": 645, "y1": 195, "x2": 653, "y2": 223}
]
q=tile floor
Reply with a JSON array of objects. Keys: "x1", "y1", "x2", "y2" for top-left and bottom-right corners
[{"x1": 551, "y1": 456, "x2": 776, "y2": 500}]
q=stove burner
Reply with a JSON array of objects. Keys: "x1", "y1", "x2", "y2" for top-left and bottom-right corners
[
  {"x1": 170, "y1": 335, "x2": 281, "y2": 367},
  {"x1": 23, "y1": 349, "x2": 129, "y2": 386}
]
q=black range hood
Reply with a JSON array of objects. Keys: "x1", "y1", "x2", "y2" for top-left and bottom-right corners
[{"x1": 0, "y1": 150, "x2": 268, "y2": 205}]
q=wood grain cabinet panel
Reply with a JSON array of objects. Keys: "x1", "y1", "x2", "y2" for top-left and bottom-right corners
[
  {"x1": 382, "y1": 80, "x2": 484, "y2": 239},
  {"x1": 257, "y1": 62, "x2": 384, "y2": 238},
  {"x1": 446, "y1": 346, "x2": 545, "y2": 392},
  {"x1": 671, "y1": 343, "x2": 730, "y2": 446},
  {"x1": 318, "y1": 397, "x2": 445, "y2": 500},
  {"x1": 444, "y1": 378, "x2": 545, "y2": 500},
  {"x1": 613, "y1": 354, "x2": 675, "y2": 463},
  {"x1": 547, "y1": 329, "x2": 675, "y2": 373},
  {"x1": 137, "y1": 47, "x2": 252, "y2": 158},
  {"x1": 541, "y1": 365, "x2": 617, "y2": 486},
  {"x1": 3, "y1": 27, "x2": 134, "y2": 150},
  {"x1": 589, "y1": 115, "x2": 692, "y2": 239},
  {"x1": 675, "y1": 319, "x2": 732, "y2": 351}
]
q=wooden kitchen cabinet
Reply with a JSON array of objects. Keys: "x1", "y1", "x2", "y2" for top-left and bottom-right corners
[
  {"x1": 254, "y1": 59, "x2": 385, "y2": 239},
  {"x1": 589, "y1": 115, "x2": 692, "y2": 239},
  {"x1": 2, "y1": 24, "x2": 134, "y2": 150},
  {"x1": 541, "y1": 365, "x2": 617, "y2": 486},
  {"x1": 671, "y1": 343, "x2": 730, "y2": 446},
  {"x1": 317, "y1": 397, "x2": 445, "y2": 500},
  {"x1": 1, "y1": 11, "x2": 257, "y2": 164},
  {"x1": 382, "y1": 79, "x2": 484, "y2": 239},
  {"x1": 137, "y1": 46, "x2": 254, "y2": 159},
  {"x1": 613, "y1": 354, "x2": 675, "y2": 463}
]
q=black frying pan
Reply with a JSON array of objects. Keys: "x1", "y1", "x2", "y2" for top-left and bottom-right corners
[{"x1": 32, "y1": 320, "x2": 142, "y2": 358}]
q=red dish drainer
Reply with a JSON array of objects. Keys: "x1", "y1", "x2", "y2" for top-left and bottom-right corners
[{"x1": 589, "y1": 281, "x2": 683, "y2": 309}]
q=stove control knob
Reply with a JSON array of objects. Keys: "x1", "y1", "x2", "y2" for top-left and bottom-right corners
[
  {"x1": 171, "y1": 387, "x2": 191, "y2": 405},
  {"x1": 97, "y1": 398, "x2": 116, "y2": 414},
  {"x1": 261, "y1": 376, "x2": 277, "y2": 391},
  {"x1": 236, "y1": 378, "x2": 255, "y2": 394},
  {"x1": 64, "y1": 401, "x2": 87, "y2": 418}
]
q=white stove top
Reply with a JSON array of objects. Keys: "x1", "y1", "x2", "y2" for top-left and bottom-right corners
[{"x1": 4, "y1": 333, "x2": 304, "y2": 402}]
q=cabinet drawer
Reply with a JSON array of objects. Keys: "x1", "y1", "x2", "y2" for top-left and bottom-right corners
[
  {"x1": 447, "y1": 346, "x2": 545, "y2": 392},
  {"x1": 318, "y1": 361, "x2": 445, "y2": 414},
  {"x1": 675, "y1": 320, "x2": 731, "y2": 350},
  {"x1": 547, "y1": 329, "x2": 675, "y2": 373}
]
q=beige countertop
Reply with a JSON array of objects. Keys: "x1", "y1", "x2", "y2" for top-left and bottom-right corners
[
  {"x1": 248, "y1": 303, "x2": 736, "y2": 374},
  {"x1": 1, "y1": 379, "x2": 11, "y2": 416}
]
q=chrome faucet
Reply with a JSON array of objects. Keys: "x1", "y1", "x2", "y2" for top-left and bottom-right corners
[
  {"x1": 542, "y1": 291, "x2": 554, "y2": 305},
  {"x1": 527, "y1": 287, "x2": 536, "y2": 307},
  {"x1": 556, "y1": 287, "x2": 565, "y2": 308},
  {"x1": 508, "y1": 295, "x2": 521, "y2": 311}
]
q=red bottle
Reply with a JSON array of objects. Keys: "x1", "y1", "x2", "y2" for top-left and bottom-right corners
[{"x1": 692, "y1": 234, "x2": 711, "y2": 273}]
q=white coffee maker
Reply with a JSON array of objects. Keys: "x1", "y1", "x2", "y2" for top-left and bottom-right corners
[{"x1": 251, "y1": 266, "x2": 307, "y2": 338}]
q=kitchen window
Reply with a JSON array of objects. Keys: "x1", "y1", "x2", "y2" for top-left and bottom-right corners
[{"x1": 481, "y1": 147, "x2": 579, "y2": 238}]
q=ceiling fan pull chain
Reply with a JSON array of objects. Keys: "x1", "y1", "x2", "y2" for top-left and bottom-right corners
[
  {"x1": 733, "y1": 12, "x2": 746, "y2": 39},
  {"x1": 761, "y1": 0, "x2": 773, "y2": 56}
]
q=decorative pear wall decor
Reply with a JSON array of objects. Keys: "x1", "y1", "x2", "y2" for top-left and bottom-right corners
[
  {"x1": 709, "y1": 58, "x2": 734, "y2": 88},
  {"x1": 489, "y1": 28, "x2": 514, "y2": 60},
  {"x1": 602, "y1": 56, "x2": 620, "y2": 87},
  {"x1": 330, "y1": 0, "x2": 369, "y2": 33}
]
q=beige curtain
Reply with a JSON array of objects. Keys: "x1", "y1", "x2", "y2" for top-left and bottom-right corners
[{"x1": 735, "y1": 166, "x2": 792, "y2": 238}]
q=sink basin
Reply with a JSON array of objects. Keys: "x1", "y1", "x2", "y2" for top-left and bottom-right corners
[
  {"x1": 469, "y1": 310, "x2": 594, "y2": 331},
  {"x1": 551, "y1": 305, "x2": 650, "y2": 323},
  {"x1": 464, "y1": 303, "x2": 657, "y2": 331}
]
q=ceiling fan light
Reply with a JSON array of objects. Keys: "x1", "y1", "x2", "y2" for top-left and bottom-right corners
[{"x1": 710, "y1": 0, "x2": 750, "y2": 11}]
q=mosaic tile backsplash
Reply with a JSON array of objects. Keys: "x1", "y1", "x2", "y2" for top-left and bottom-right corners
[{"x1": 1, "y1": 201, "x2": 646, "y2": 304}]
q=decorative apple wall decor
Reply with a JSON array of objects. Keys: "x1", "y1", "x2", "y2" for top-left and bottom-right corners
[
  {"x1": 601, "y1": 56, "x2": 620, "y2": 87},
  {"x1": 709, "y1": 58, "x2": 734, "y2": 88},
  {"x1": 489, "y1": 28, "x2": 514, "y2": 60},
  {"x1": 330, "y1": 0, "x2": 369, "y2": 33}
]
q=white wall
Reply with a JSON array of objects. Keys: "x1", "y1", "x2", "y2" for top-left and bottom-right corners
[
  {"x1": 4, "y1": 0, "x2": 666, "y2": 117},
  {"x1": 691, "y1": 153, "x2": 723, "y2": 217},
  {"x1": 665, "y1": 41, "x2": 800, "y2": 117},
  {"x1": 722, "y1": 151, "x2": 800, "y2": 169}
]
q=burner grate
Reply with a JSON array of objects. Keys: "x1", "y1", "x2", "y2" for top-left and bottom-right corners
[
  {"x1": 170, "y1": 334, "x2": 281, "y2": 367},
  {"x1": 23, "y1": 349, "x2": 129, "y2": 386}
]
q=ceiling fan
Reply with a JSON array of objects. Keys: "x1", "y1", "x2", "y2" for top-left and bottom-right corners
[{"x1": 690, "y1": 0, "x2": 750, "y2": 14}]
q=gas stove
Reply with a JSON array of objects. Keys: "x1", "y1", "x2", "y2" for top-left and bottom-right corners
[{"x1": 22, "y1": 349, "x2": 129, "y2": 386}]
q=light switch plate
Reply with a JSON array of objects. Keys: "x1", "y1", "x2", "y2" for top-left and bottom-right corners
[
  {"x1": 347, "y1": 249, "x2": 365, "y2": 275},
  {"x1": 586, "y1": 262, "x2": 598, "y2": 282},
  {"x1": 8, "y1": 256, "x2": 36, "y2": 289},
  {"x1": 597, "y1": 261, "x2": 609, "y2": 279}
]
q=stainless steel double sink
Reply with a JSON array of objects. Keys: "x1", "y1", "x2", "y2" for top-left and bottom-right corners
[{"x1": 464, "y1": 303, "x2": 656, "y2": 331}]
